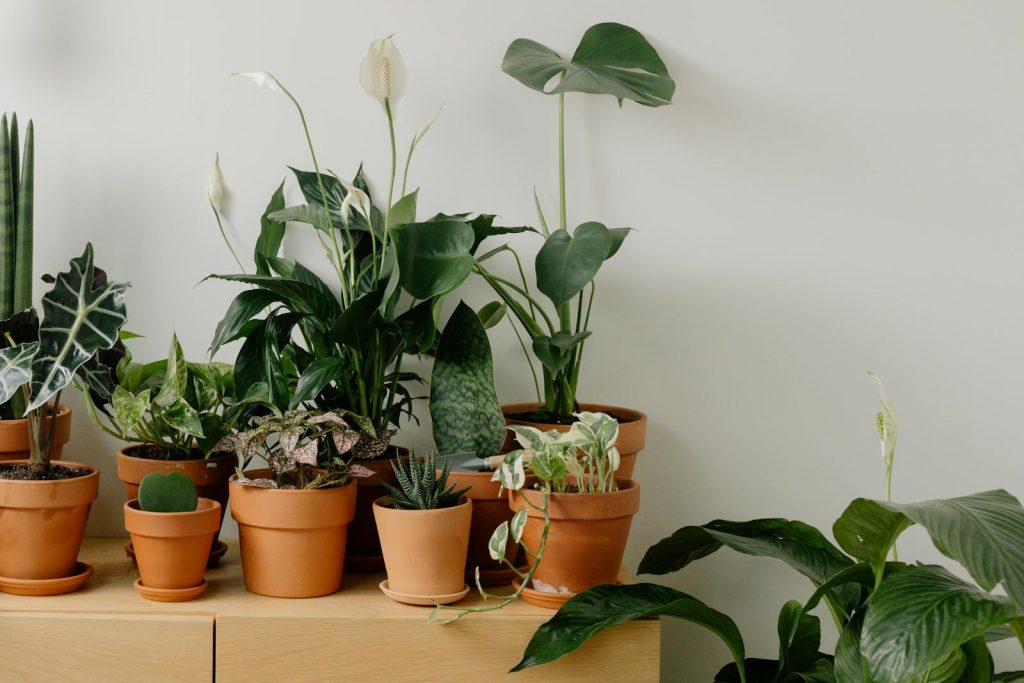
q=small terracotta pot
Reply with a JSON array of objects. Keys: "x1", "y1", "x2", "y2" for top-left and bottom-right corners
[
  {"x1": 500, "y1": 403, "x2": 647, "y2": 479},
  {"x1": 442, "y1": 469, "x2": 518, "y2": 585},
  {"x1": 0, "y1": 461, "x2": 99, "y2": 581},
  {"x1": 510, "y1": 479, "x2": 640, "y2": 596},
  {"x1": 0, "y1": 405, "x2": 72, "y2": 462},
  {"x1": 374, "y1": 497, "x2": 472, "y2": 599},
  {"x1": 345, "y1": 448, "x2": 406, "y2": 572},
  {"x1": 230, "y1": 470, "x2": 357, "y2": 598},
  {"x1": 123, "y1": 497, "x2": 221, "y2": 592},
  {"x1": 117, "y1": 446, "x2": 234, "y2": 545}
]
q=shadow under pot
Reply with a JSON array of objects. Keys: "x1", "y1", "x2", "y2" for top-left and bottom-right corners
[
  {"x1": 117, "y1": 446, "x2": 235, "y2": 567},
  {"x1": 229, "y1": 470, "x2": 357, "y2": 598},
  {"x1": 0, "y1": 460, "x2": 99, "y2": 595},
  {"x1": 441, "y1": 469, "x2": 520, "y2": 586},
  {"x1": 500, "y1": 403, "x2": 648, "y2": 479},
  {"x1": 344, "y1": 447, "x2": 407, "y2": 573},
  {"x1": 373, "y1": 496, "x2": 472, "y2": 605},
  {"x1": 509, "y1": 478, "x2": 640, "y2": 609},
  {"x1": 0, "y1": 404, "x2": 72, "y2": 462},
  {"x1": 123, "y1": 497, "x2": 221, "y2": 602}
]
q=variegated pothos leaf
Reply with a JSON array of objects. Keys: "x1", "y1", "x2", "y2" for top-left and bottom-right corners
[
  {"x1": 510, "y1": 509, "x2": 528, "y2": 544},
  {"x1": 489, "y1": 521, "x2": 510, "y2": 561}
]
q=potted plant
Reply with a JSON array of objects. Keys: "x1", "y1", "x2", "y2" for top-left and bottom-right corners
[
  {"x1": 78, "y1": 332, "x2": 254, "y2": 566},
  {"x1": 0, "y1": 114, "x2": 73, "y2": 462},
  {"x1": 0, "y1": 243, "x2": 129, "y2": 595},
  {"x1": 208, "y1": 37, "x2": 516, "y2": 571},
  {"x1": 123, "y1": 471, "x2": 221, "y2": 602},
  {"x1": 511, "y1": 377, "x2": 1024, "y2": 682},
  {"x1": 435, "y1": 411, "x2": 639, "y2": 619},
  {"x1": 397, "y1": 23, "x2": 673, "y2": 478},
  {"x1": 429, "y1": 301, "x2": 520, "y2": 585},
  {"x1": 374, "y1": 451, "x2": 472, "y2": 605},
  {"x1": 214, "y1": 408, "x2": 367, "y2": 598}
]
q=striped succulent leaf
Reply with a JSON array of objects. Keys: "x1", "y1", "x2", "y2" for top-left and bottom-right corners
[
  {"x1": 0, "y1": 341, "x2": 38, "y2": 405},
  {"x1": 27, "y1": 244, "x2": 129, "y2": 411}
]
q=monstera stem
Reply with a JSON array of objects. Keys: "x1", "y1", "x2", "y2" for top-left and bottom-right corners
[{"x1": 558, "y1": 92, "x2": 566, "y2": 232}]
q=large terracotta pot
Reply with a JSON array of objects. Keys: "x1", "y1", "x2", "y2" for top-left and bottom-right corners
[
  {"x1": 230, "y1": 470, "x2": 357, "y2": 598},
  {"x1": 374, "y1": 496, "x2": 472, "y2": 603},
  {"x1": 117, "y1": 446, "x2": 234, "y2": 545},
  {"x1": 124, "y1": 497, "x2": 220, "y2": 596},
  {"x1": 510, "y1": 479, "x2": 640, "y2": 596},
  {"x1": 0, "y1": 405, "x2": 72, "y2": 462},
  {"x1": 345, "y1": 448, "x2": 406, "y2": 572},
  {"x1": 0, "y1": 461, "x2": 98, "y2": 580},
  {"x1": 442, "y1": 469, "x2": 519, "y2": 585},
  {"x1": 500, "y1": 403, "x2": 647, "y2": 479}
]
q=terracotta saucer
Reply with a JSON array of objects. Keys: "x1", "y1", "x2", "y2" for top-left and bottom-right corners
[
  {"x1": 124, "y1": 540, "x2": 228, "y2": 568},
  {"x1": 345, "y1": 554, "x2": 385, "y2": 572},
  {"x1": 512, "y1": 579, "x2": 577, "y2": 609},
  {"x1": 379, "y1": 580, "x2": 470, "y2": 606},
  {"x1": 133, "y1": 578, "x2": 207, "y2": 602},
  {"x1": 0, "y1": 562, "x2": 93, "y2": 596}
]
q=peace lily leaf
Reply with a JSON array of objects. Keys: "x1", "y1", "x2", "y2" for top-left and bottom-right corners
[
  {"x1": 833, "y1": 609, "x2": 867, "y2": 683},
  {"x1": 833, "y1": 498, "x2": 913, "y2": 577},
  {"x1": 255, "y1": 181, "x2": 286, "y2": 276},
  {"x1": 776, "y1": 600, "x2": 821, "y2": 674},
  {"x1": 502, "y1": 23, "x2": 675, "y2": 107},
  {"x1": 387, "y1": 189, "x2": 418, "y2": 231},
  {"x1": 28, "y1": 244, "x2": 130, "y2": 411},
  {"x1": 0, "y1": 341, "x2": 38, "y2": 404},
  {"x1": 959, "y1": 636, "x2": 995, "y2": 683},
  {"x1": 291, "y1": 357, "x2": 345, "y2": 409},
  {"x1": 209, "y1": 289, "x2": 279, "y2": 357},
  {"x1": 268, "y1": 204, "x2": 347, "y2": 233},
  {"x1": 488, "y1": 521, "x2": 509, "y2": 562},
  {"x1": 154, "y1": 334, "x2": 187, "y2": 408},
  {"x1": 512, "y1": 583, "x2": 744, "y2": 673},
  {"x1": 639, "y1": 519, "x2": 860, "y2": 613},
  {"x1": 862, "y1": 564, "x2": 1016, "y2": 683},
  {"x1": 510, "y1": 509, "x2": 528, "y2": 544},
  {"x1": 112, "y1": 386, "x2": 148, "y2": 436},
  {"x1": 394, "y1": 220, "x2": 475, "y2": 299},
  {"x1": 477, "y1": 301, "x2": 506, "y2": 330},
  {"x1": 138, "y1": 471, "x2": 198, "y2": 514},
  {"x1": 430, "y1": 302, "x2": 506, "y2": 460},
  {"x1": 536, "y1": 222, "x2": 612, "y2": 307},
  {"x1": 995, "y1": 672, "x2": 1024, "y2": 682}
]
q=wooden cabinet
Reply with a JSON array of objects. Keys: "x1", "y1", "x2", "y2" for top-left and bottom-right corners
[{"x1": 0, "y1": 539, "x2": 659, "y2": 682}]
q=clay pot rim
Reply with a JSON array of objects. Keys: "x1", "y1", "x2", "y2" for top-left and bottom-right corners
[
  {"x1": 372, "y1": 495, "x2": 472, "y2": 515},
  {"x1": 125, "y1": 497, "x2": 221, "y2": 518},
  {"x1": 0, "y1": 403, "x2": 71, "y2": 428},
  {"x1": 0, "y1": 459, "x2": 98, "y2": 483},
  {"x1": 500, "y1": 402, "x2": 647, "y2": 426},
  {"x1": 512, "y1": 478, "x2": 640, "y2": 520}
]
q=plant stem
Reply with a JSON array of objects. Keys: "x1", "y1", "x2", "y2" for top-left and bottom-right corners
[
  {"x1": 558, "y1": 92, "x2": 566, "y2": 232},
  {"x1": 210, "y1": 201, "x2": 246, "y2": 273},
  {"x1": 380, "y1": 97, "x2": 398, "y2": 276}
]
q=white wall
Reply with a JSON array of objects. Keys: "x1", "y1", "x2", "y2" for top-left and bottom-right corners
[{"x1": 4, "y1": 0, "x2": 1024, "y2": 679}]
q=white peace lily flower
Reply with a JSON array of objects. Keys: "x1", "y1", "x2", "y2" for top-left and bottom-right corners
[
  {"x1": 208, "y1": 154, "x2": 226, "y2": 215},
  {"x1": 337, "y1": 176, "x2": 371, "y2": 225},
  {"x1": 359, "y1": 35, "x2": 406, "y2": 108},
  {"x1": 232, "y1": 71, "x2": 283, "y2": 91},
  {"x1": 869, "y1": 372, "x2": 897, "y2": 463}
]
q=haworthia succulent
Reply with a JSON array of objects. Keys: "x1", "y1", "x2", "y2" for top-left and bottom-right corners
[{"x1": 429, "y1": 300, "x2": 506, "y2": 459}]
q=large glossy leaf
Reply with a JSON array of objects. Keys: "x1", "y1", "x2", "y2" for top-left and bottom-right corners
[
  {"x1": 254, "y1": 181, "x2": 286, "y2": 275},
  {"x1": 394, "y1": 220, "x2": 475, "y2": 299},
  {"x1": 535, "y1": 222, "x2": 612, "y2": 307},
  {"x1": 290, "y1": 356, "x2": 345, "y2": 409},
  {"x1": 28, "y1": 244, "x2": 129, "y2": 411},
  {"x1": 833, "y1": 609, "x2": 867, "y2": 683},
  {"x1": 209, "y1": 289, "x2": 280, "y2": 357},
  {"x1": 233, "y1": 316, "x2": 289, "y2": 411},
  {"x1": 639, "y1": 519, "x2": 859, "y2": 613},
  {"x1": 861, "y1": 564, "x2": 1016, "y2": 683},
  {"x1": 960, "y1": 636, "x2": 995, "y2": 683},
  {"x1": 777, "y1": 600, "x2": 822, "y2": 674},
  {"x1": 0, "y1": 341, "x2": 38, "y2": 404},
  {"x1": 430, "y1": 301, "x2": 506, "y2": 459},
  {"x1": 502, "y1": 22, "x2": 675, "y2": 107},
  {"x1": 209, "y1": 273, "x2": 339, "y2": 324},
  {"x1": 387, "y1": 190, "x2": 418, "y2": 231},
  {"x1": 512, "y1": 583, "x2": 745, "y2": 674},
  {"x1": 833, "y1": 498, "x2": 913, "y2": 577}
]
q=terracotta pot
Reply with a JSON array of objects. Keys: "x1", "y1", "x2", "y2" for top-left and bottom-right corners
[
  {"x1": 123, "y1": 497, "x2": 220, "y2": 591},
  {"x1": 0, "y1": 461, "x2": 99, "y2": 580},
  {"x1": 117, "y1": 446, "x2": 234, "y2": 545},
  {"x1": 229, "y1": 470, "x2": 357, "y2": 598},
  {"x1": 510, "y1": 479, "x2": 640, "y2": 595},
  {"x1": 0, "y1": 405, "x2": 72, "y2": 462},
  {"x1": 373, "y1": 496, "x2": 472, "y2": 599},
  {"x1": 442, "y1": 468, "x2": 518, "y2": 585},
  {"x1": 500, "y1": 403, "x2": 647, "y2": 479},
  {"x1": 345, "y1": 448, "x2": 406, "y2": 572}
]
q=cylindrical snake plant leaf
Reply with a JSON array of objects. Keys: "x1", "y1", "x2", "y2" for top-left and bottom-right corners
[
  {"x1": 13, "y1": 120, "x2": 33, "y2": 312},
  {"x1": 0, "y1": 114, "x2": 15, "y2": 319}
]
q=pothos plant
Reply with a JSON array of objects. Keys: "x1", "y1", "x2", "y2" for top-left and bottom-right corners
[
  {"x1": 213, "y1": 409, "x2": 370, "y2": 490},
  {"x1": 0, "y1": 244, "x2": 129, "y2": 472},
  {"x1": 209, "y1": 38, "x2": 518, "y2": 459},
  {"x1": 432, "y1": 411, "x2": 622, "y2": 622},
  {"x1": 398, "y1": 23, "x2": 675, "y2": 422},
  {"x1": 78, "y1": 333, "x2": 257, "y2": 459},
  {"x1": 511, "y1": 377, "x2": 1024, "y2": 683}
]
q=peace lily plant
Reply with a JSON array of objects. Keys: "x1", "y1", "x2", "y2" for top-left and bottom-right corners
[{"x1": 512, "y1": 376, "x2": 1024, "y2": 683}]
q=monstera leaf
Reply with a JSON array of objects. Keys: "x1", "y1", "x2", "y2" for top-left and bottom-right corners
[
  {"x1": 26, "y1": 244, "x2": 129, "y2": 411},
  {"x1": 430, "y1": 301, "x2": 506, "y2": 459},
  {"x1": 502, "y1": 22, "x2": 675, "y2": 107}
]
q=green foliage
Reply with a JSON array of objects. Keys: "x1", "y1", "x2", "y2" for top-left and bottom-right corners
[
  {"x1": 429, "y1": 301, "x2": 505, "y2": 460},
  {"x1": 138, "y1": 471, "x2": 198, "y2": 513},
  {"x1": 382, "y1": 451, "x2": 468, "y2": 510}
]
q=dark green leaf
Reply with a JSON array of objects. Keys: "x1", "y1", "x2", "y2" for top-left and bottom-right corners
[
  {"x1": 833, "y1": 609, "x2": 867, "y2": 683},
  {"x1": 387, "y1": 190, "x2": 418, "y2": 231},
  {"x1": 777, "y1": 601, "x2": 822, "y2": 674},
  {"x1": 477, "y1": 301, "x2": 506, "y2": 330},
  {"x1": 833, "y1": 498, "x2": 913, "y2": 578},
  {"x1": 531, "y1": 335, "x2": 570, "y2": 374},
  {"x1": 535, "y1": 222, "x2": 612, "y2": 306},
  {"x1": 255, "y1": 181, "x2": 286, "y2": 275},
  {"x1": 209, "y1": 289, "x2": 280, "y2": 356},
  {"x1": 960, "y1": 636, "x2": 995, "y2": 683},
  {"x1": 291, "y1": 357, "x2": 345, "y2": 409},
  {"x1": 512, "y1": 583, "x2": 745, "y2": 674},
  {"x1": 394, "y1": 220, "x2": 475, "y2": 299}
]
